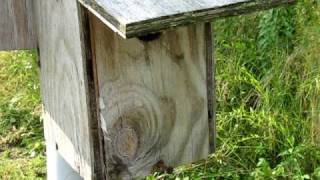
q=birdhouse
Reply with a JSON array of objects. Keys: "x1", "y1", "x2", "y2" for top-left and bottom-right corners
[{"x1": 0, "y1": 0, "x2": 295, "y2": 179}]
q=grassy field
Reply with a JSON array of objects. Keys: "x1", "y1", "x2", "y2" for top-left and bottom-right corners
[
  {"x1": 0, "y1": 0, "x2": 320, "y2": 179},
  {"x1": 0, "y1": 51, "x2": 45, "y2": 179}
]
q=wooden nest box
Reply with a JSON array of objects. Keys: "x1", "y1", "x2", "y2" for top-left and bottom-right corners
[{"x1": 0, "y1": 0, "x2": 295, "y2": 179}]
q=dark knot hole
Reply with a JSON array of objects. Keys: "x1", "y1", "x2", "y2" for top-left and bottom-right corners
[{"x1": 138, "y1": 32, "x2": 162, "y2": 42}]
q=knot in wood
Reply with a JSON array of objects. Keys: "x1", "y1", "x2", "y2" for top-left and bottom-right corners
[{"x1": 115, "y1": 127, "x2": 139, "y2": 160}]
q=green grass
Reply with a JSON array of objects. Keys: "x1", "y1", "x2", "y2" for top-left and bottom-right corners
[
  {"x1": 0, "y1": 51, "x2": 45, "y2": 179},
  {"x1": 0, "y1": 0, "x2": 320, "y2": 179}
]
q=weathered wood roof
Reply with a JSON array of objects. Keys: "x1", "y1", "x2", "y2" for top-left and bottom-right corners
[{"x1": 79, "y1": 0, "x2": 295, "y2": 38}]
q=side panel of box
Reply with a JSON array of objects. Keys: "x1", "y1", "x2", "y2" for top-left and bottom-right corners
[
  {"x1": 34, "y1": 1, "x2": 98, "y2": 179},
  {"x1": 90, "y1": 14, "x2": 213, "y2": 179}
]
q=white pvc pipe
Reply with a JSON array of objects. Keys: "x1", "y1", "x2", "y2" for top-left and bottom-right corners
[{"x1": 46, "y1": 145, "x2": 82, "y2": 180}]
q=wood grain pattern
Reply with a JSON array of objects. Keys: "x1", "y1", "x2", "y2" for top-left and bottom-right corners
[
  {"x1": 90, "y1": 14, "x2": 212, "y2": 179},
  {"x1": 0, "y1": 0, "x2": 37, "y2": 50},
  {"x1": 205, "y1": 23, "x2": 216, "y2": 153},
  {"x1": 34, "y1": 1, "x2": 97, "y2": 179},
  {"x1": 79, "y1": 0, "x2": 295, "y2": 38},
  {"x1": 79, "y1": 5, "x2": 105, "y2": 180}
]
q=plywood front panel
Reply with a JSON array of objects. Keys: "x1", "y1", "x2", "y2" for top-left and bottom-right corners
[
  {"x1": 0, "y1": 0, "x2": 37, "y2": 50},
  {"x1": 90, "y1": 14, "x2": 211, "y2": 179}
]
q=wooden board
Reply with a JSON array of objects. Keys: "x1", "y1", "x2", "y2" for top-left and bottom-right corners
[
  {"x1": 0, "y1": 0, "x2": 37, "y2": 50},
  {"x1": 79, "y1": 0, "x2": 295, "y2": 38},
  {"x1": 34, "y1": 1, "x2": 100, "y2": 179},
  {"x1": 206, "y1": 23, "x2": 216, "y2": 152},
  {"x1": 90, "y1": 14, "x2": 212, "y2": 179}
]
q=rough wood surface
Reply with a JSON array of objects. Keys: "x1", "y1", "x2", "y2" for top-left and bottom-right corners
[
  {"x1": 79, "y1": 5, "x2": 105, "y2": 180},
  {"x1": 90, "y1": 14, "x2": 212, "y2": 179},
  {"x1": 205, "y1": 23, "x2": 216, "y2": 153},
  {"x1": 0, "y1": 0, "x2": 37, "y2": 50},
  {"x1": 34, "y1": 1, "x2": 97, "y2": 179},
  {"x1": 79, "y1": 0, "x2": 295, "y2": 38}
]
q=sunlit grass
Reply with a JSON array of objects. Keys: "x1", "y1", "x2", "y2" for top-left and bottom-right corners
[{"x1": 0, "y1": 51, "x2": 45, "y2": 179}]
